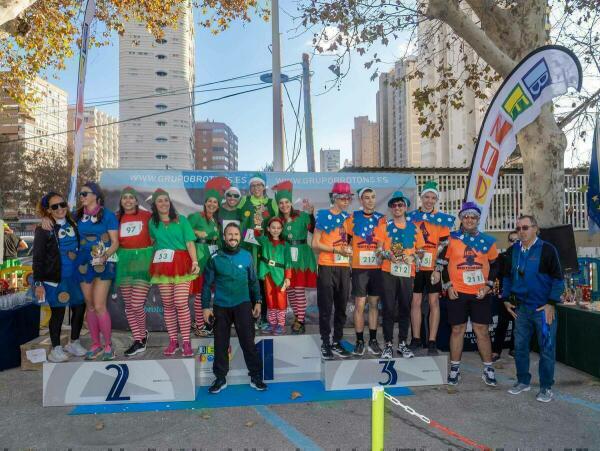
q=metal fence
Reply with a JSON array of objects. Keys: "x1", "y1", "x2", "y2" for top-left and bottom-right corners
[{"x1": 415, "y1": 172, "x2": 590, "y2": 231}]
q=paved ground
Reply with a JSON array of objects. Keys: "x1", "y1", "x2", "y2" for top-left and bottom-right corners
[{"x1": 1, "y1": 329, "x2": 599, "y2": 450}]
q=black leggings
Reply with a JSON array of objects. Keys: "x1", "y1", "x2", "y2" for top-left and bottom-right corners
[{"x1": 49, "y1": 305, "x2": 86, "y2": 348}]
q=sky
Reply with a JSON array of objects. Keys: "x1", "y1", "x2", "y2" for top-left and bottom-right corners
[{"x1": 46, "y1": 1, "x2": 404, "y2": 172}]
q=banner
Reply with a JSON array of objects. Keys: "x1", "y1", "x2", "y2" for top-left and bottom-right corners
[
  {"x1": 465, "y1": 45, "x2": 582, "y2": 225},
  {"x1": 99, "y1": 169, "x2": 417, "y2": 330},
  {"x1": 67, "y1": 0, "x2": 96, "y2": 207},
  {"x1": 588, "y1": 113, "x2": 600, "y2": 233}
]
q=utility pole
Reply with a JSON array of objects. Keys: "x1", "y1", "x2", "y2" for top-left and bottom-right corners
[
  {"x1": 271, "y1": 0, "x2": 284, "y2": 171},
  {"x1": 302, "y1": 53, "x2": 315, "y2": 172}
]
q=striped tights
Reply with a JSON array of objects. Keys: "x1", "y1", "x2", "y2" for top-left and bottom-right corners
[
  {"x1": 287, "y1": 287, "x2": 307, "y2": 323},
  {"x1": 158, "y1": 282, "x2": 192, "y2": 343},
  {"x1": 267, "y1": 309, "x2": 286, "y2": 327},
  {"x1": 121, "y1": 283, "x2": 150, "y2": 342},
  {"x1": 193, "y1": 275, "x2": 204, "y2": 328}
]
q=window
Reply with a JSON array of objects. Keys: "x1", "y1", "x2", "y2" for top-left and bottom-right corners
[
  {"x1": 155, "y1": 154, "x2": 168, "y2": 160},
  {"x1": 155, "y1": 38, "x2": 167, "y2": 44},
  {"x1": 155, "y1": 137, "x2": 168, "y2": 143},
  {"x1": 155, "y1": 104, "x2": 168, "y2": 110},
  {"x1": 156, "y1": 71, "x2": 167, "y2": 77},
  {"x1": 156, "y1": 120, "x2": 167, "y2": 126},
  {"x1": 156, "y1": 54, "x2": 167, "y2": 60}
]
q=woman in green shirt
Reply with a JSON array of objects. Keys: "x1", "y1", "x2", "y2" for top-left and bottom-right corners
[{"x1": 148, "y1": 189, "x2": 199, "y2": 357}]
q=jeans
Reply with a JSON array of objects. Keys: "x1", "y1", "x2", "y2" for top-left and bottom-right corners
[{"x1": 514, "y1": 303, "x2": 557, "y2": 389}]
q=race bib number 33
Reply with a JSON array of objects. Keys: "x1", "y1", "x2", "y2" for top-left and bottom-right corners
[{"x1": 153, "y1": 249, "x2": 175, "y2": 263}]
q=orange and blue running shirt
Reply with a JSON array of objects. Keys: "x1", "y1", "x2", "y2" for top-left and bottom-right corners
[
  {"x1": 442, "y1": 231, "x2": 499, "y2": 295},
  {"x1": 315, "y1": 209, "x2": 350, "y2": 267},
  {"x1": 406, "y1": 209, "x2": 455, "y2": 271},
  {"x1": 374, "y1": 219, "x2": 425, "y2": 277},
  {"x1": 343, "y1": 210, "x2": 386, "y2": 269}
]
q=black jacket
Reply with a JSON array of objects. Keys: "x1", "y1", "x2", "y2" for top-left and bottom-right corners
[{"x1": 32, "y1": 219, "x2": 79, "y2": 284}]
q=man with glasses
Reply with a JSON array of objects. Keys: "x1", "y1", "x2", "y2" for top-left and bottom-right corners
[
  {"x1": 502, "y1": 215, "x2": 564, "y2": 403},
  {"x1": 312, "y1": 182, "x2": 353, "y2": 359},
  {"x1": 491, "y1": 230, "x2": 519, "y2": 362},
  {"x1": 432, "y1": 202, "x2": 499, "y2": 386}
]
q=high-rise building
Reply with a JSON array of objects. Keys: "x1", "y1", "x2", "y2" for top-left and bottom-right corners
[
  {"x1": 417, "y1": 21, "x2": 490, "y2": 168},
  {"x1": 319, "y1": 148, "x2": 340, "y2": 172},
  {"x1": 118, "y1": 2, "x2": 195, "y2": 169},
  {"x1": 67, "y1": 107, "x2": 119, "y2": 171},
  {"x1": 194, "y1": 121, "x2": 238, "y2": 171},
  {"x1": 351, "y1": 116, "x2": 380, "y2": 168},
  {"x1": 377, "y1": 57, "x2": 421, "y2": 168},
  {"x1": 0, "y1": 76, "x2": 68, "y2": 155}
]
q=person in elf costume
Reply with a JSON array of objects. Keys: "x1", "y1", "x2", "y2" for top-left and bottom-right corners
[
  {"x1": 115, "y1": 186, "x2": 154, "y2": 357},
  {"x1": 219, "y1": 186, "x2": 242, "y2": 230},
  {"x1": 272, "y1": 181, "x2": 317, "y2": 334},
  {"x1": 253, "y1": 216, "x2": 292, "y2": 335},
  {"x1": 374, "y1": 191, "x2": 425, "y2": 360},
  {"x1": 406, "y1": 180, "x2": 455, "y2": 355},
  {"x1": 344, "y1": 187, "x2": 387, "y2": 357},
  {"x1": 148, "y1": 188, "x2": 200, "y2": 357},
  {"x1": 188, "y1": 177, "x2": 229, "y2": 337}
]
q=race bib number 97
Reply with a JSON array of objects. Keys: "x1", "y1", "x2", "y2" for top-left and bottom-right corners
[
  {"x1": 153, "y1": 249, "x2": 175, "y2": 263},
  {"x1": 463, "y1": 269, "x2": 484, "y2": 286},
  {"x1": 120, "y1": 221, "x2": 142, "y2": 238}
]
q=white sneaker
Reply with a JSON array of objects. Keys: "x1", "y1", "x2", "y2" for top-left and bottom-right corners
[
  {"x1": 48, "y1": 346, "x2": 69, "y2": 363},
  {"x1": 65, "y1": 340, "x2": 87, "y2": 357}
]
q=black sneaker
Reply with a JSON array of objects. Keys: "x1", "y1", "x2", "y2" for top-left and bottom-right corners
[
  {"x1": 353, "y1": 340, "x2": 365, "y2": 356},
  {"x1": 124, "y1": 340, "x2": 146, "y2": 357},
  {"x1": 208, "y1": 378, "x2": 227, "y2": 394},
  {"x1": 331, "y1": 342, "x2": 351, "y2": 358},
  {"x1": 368, "y1": 339, "x2": 382, "y2": 356},
  {"x1": 427, "y1": 341, "x2": 439, "y2": 356},
  {"x1": 409, "y1": 338, "x2": 422, "y2": 352},
  {"x1": 250, "y1": 378, "x2": 267, "y2": 391},
  {"x1": 142, "y1": 330, "x2": 149, "y2": 346},
  {"x1": 321, "y1": 343, "x2": 334, "y2": 360}
]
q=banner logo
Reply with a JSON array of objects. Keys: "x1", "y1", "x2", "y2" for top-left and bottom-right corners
[
  {"x1": 522, "y1": 58, "x2": 551, "y2": 101},
  {"x1": 502, "y1": 85, "x2": 532, "y2": 120}
]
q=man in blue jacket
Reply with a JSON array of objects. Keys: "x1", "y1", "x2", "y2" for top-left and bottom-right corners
[
  {"x1": 502, "y1": 215, "x2": 564, "y2": 402},
  {"x1": 202, "y1": 222, "x2": 267, "y2": 394}
]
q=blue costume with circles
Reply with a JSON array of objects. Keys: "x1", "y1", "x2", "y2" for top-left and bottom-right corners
[{"x1": 75, "y1": 209, "x2": 119, "y2": 282}]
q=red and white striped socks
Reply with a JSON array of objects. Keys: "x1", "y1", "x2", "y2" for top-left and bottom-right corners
[
  {"x1": 267, "y1": 309, "x2": 287, "y2": 327},
  {"x1": 194, "y1": 293, "x2": 205, "y2": 328},
  {"x1": 288, "y1": 287, "x2": 307, "y2": 323},
  {"x1": 158, "y1": 282, "x2": 192, "y2": 343},
  {"x1": 121, "y1": 283, "x2": 150, "y2": 342}
]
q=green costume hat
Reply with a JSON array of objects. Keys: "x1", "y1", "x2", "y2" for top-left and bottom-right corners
[
  {"x1": 151, "y1": 188, "x2": 170, "y2": 203},
  {"x1": 421, "y1": 180, "x2": 439, "y2": 198},
  {"x1": 357, "y1": 187, "x2": 375, "y2": 199},
  {"x1": 120, "y1": 186, "x2": 138, "y2": 198},
  {"x1": 272, "y1": 180, "x2": 293, "y2": 203},
  {"x1": 248, "y1": 172, "x2": 267, "y2": 187},
  {"x1": 388, "y1": 190, "x2": 411, "y2": 208},
  {"x1": 204, "y1": 176, "x2": 231, "y2": 203}
]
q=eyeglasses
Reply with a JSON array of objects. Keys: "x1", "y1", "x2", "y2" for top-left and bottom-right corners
[
  {"x1": 462, "y1": 215, "x2": 479, "y2": 220},
  {"x1": 226, "y1": 193, "x2": 241, "y2": 199},
  {"x1": 49, "y1": 202, "x2": 67, "y2": 210},
  {"x1": 390, "y1": 202, "x2": 406, "y2": 208},
  {"x1": 336, "y1": 196, "x2": 352, "y2": 201},
  {"x1": 79, "y1": 191, "x2": 92, "y2": 197},
  {"x1": 516, "y1": 225, "x2": 533, "y2": 232}
]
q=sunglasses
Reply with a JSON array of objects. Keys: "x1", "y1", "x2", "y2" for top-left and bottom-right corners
[
  {"x1": 49, "y1": 202, "x2": 68, "y2": 210},
  {"x1": 79, "y1": 191, "x2": 93, "y2": 197},
  {"x1": 390, "y1": 202, "x2": 406, "y2": 208},
  {"x1": 226, "y1": 193, "x2": 241, "y2": 199},
  {"x1": 515, "y1": 225, "x2": 533, "y2": 231}
]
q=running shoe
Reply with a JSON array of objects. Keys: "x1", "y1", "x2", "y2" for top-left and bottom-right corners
[
  {"x1": 331, "y1": 342, "x2": 351, "y2": 358},
  {"x1": 408, "y1": 338, "x2": 422, "y2": 353},
  {"x1": 250, "y1": 378, "x2": 268, "y2": 391},
  {"x1": 163, "y1": 339, "x2": 179, "y2": 356},
  {"x1": 536, "y1": 388, "x2": 553, "y2": 403},
  {"x1": 208, "y1": 378, "x2": 227, "y2": 394},
  {"x1": 48, "y1": 346, "x2": 69, "y2": 363},
  {"x1": 321, "y1": 343, "x2": 334, "y2": 360},
  {"x1": 353, "y1": 340, "x2": 365, "y2": 356},
  {"x1": 274, "y1": 325, "x2": 285, "y2": 335},
  {"x1": 427, "y1": 340, "x2": 439, "y2": 356},
  {"x1": 397, "y1": 341, "x2": 415, "y2": 358},
  {"x1": 124, "y1": 340, "x2": 146, "y2": 357},
  {"x1": 64, "y1": 340, "x2": 87, "y2": 357},
  {"x1": 181, "y1": 341, "x2": 194, "y2": 357},
  {"x1": 84, "y1": 346, "x2": 103, "y2": 361},
  {"x1": 142, "y1": 330, "x2": 149, "y2": 346},
  {"x1": 101, "y1": 348, "x2": 115, "y2": 361},
  {"x1": 447, "y1": 365, "x2": 460, "y2": 385},
  {"x1": 508, "y1": 382, "x2": 531, "y2": 395},
  {"x1": 381, "y1": 342, "x2": 393, "y2": 360},
  {"x1": 482, "y1": 367, "x2": 497, "y2": 386},
  {"x1": 368, "y1": 339, "x2": 382, "y2": 356}
]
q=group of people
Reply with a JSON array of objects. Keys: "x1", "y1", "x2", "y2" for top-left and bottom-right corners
[{"x1": 30, "y1": 175, "x2": 564, "y2": 400}]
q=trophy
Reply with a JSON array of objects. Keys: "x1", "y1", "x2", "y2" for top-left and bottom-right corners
[
  {"x1": 253, "y1": 204, "x2": 266, "y2": 230},
  {"x1": 91, "y1": 241, "x2": 106, "y2": 273}
]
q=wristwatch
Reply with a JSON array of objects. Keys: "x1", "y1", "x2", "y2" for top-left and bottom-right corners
[{"x1": 34, "y1": 281, "x2": 43, "y2": 287}]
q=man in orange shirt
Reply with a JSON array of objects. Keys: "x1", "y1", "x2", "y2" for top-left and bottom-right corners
[
  {"x1": 312, "y1": 182, "x2": 353, "y2": 359},
  {"x1": 433, "y1": 201, "x2": 499, "y2": 386},
  {"x1": 375, "y1": 191, "x2": 425, "y2": 359},
  {"x1": 407, "y1": 180, "x2": 455, "y2": 355},
  {"x1": 344, "y1": 187, "x2": 386, "y2": 356}
]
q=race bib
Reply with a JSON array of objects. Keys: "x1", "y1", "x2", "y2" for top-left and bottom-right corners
[
  {"x1": 463, "y1": 269, "x2": 484, "y2": 286},
  {"x1": 421, "y1": 252, "x2": 433, "y2": 268},
  {"x1": 153, "y1": 249, "x2": 175, "y2": 263},
  {"x1": 359, "y1": 251, "x2": 378, "y2": 266},
  {"x1": 120, "y1": 221, "x2": 142, "y2": 238},
  {"x1": 208, "y1": 245, "x2": 218, "y2": 255},
  {"x1": 290, "y1": 246, "x2": 299, "y2": 262},
  {"x1": 244, "y1": 229, "x2": 260, "y2": 246},
  {"x1": 334, "y1": 253, "x2": 350, "y2": 264},
  {"x1": 391, "y1": 262, "x2": 411, "y2": 278}
]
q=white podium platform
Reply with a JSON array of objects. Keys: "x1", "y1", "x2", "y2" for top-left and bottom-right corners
[
  {"x1": 321, "y1": 355, "x2": 448, "y2": 390},
  {"x1": 42, "y1": 357, "x2": 195, "y2": 407},
  {"x1": 191, "y1": 334, "x2": 322, "y2": 386}
]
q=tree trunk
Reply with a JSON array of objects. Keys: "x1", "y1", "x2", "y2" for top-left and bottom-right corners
[{"x1": 518, "y1": 103, "x2": 567, "y2": 227}]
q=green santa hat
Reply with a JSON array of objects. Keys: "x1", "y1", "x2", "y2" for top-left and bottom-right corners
[
  {"x1": 204, "y1": 176, "x2": 231, "y2": 203},
  {"x1": 272, "y1": 180, "x2": 293, "y2": 203},
  {"x1": 420, "y1": 180, "x2": 439, "y2": 198},
  {"x1": 248, "y1": 172, "x2": 267, "y2": 187},
  {"x1": 151, "y1": 188, "x2": 170, "y2": 203}
]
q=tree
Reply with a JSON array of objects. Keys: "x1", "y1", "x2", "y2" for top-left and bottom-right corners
[
  {"x1": 299, "y1": 0, "x2": 600, "y2": 227},
  {"x1": 0, "y1": 0, "x2": 268, "y2": 106}
]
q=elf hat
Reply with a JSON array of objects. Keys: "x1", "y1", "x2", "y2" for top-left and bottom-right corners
[
  {"x1": 272, "y1": 180, "x2": 293, "y2": 203},
  {"x1": 224, "y1": 186, "x2": 241, "y2": 197},
  {"x1": 204, "y1": 176, "x2": 231, "y2": 203},
  {"x1": 120, "y1": 186, "x2": 138, "y2": 199},
  {"x1": 151, "y1": 188, "x2": 170, "y2": 203},
  {"x1": 420, "y1": 180, "x2": 439, "y2": 198}
]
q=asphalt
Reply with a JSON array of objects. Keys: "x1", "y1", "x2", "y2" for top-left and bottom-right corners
[{"x1": 1, "y1": 329, "x2": 599, "y2": 450}]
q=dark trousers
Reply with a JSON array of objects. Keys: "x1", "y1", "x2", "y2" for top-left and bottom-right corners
[
  {"x1": 213, "y1": 302, "x2": 262, "y2": 380},
  {"x1": 492, "y1": 299, "x2": 514, "y2": 355},
  {"x1": 317, "y1": 265, "x2": 350, "y2": 344},
  {"x1": 381, "y1": 272, "x2": 414, "y2": 343},
  {"x1": 49, "y1": 305, "x2": 85, "y2": 348}
]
